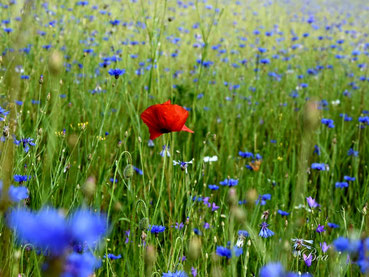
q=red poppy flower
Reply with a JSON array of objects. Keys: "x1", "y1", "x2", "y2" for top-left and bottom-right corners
[{"x1": 141, "y1": 100, "x2": 194, "y2": 140}]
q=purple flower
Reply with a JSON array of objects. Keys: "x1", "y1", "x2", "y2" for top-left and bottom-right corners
[
  {"x1": 259, "y1": 222, "x2": 274, "y2": 238},
  {"x1": 306, "y1": 196, "x2": 319, "y2": 208},
  {"x1": 175, "y1": 222, "x2": 184, "y2": 230},
  {"x1": 316, "y1": 224, "x2": 325, "y2": 233},
  {"x1": 13, "y1": 137, "x2": 36, "y2": 153},
  {"x1": 211, "y1": 202, "x2": 219, "y2": 211},
  {"x1": 320, "y1": 242, "x2": 329, "y2": 253},
  {"x1": 303, "y1": 253, "x2": 312, "y2": 267},
  {"x1": 191, "y1": 267, "x2": 197, "y2": 277}
]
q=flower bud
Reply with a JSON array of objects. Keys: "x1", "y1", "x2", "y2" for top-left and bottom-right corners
[
  {"x1": 48, "y1": 51, "x2": 63, "y2": 75},
  {"x1": 188, "y1": 237, "x2": 201, "y2": 260}
]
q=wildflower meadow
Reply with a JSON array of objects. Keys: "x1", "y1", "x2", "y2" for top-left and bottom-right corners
[{"x1": 0, "y1": 0, "x2": 369, "y2": 276}]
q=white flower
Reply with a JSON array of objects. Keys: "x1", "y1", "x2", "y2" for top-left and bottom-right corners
[
  {"x1": 331, "y1": 99, "x2": 340, "y2": 106},
  {"x1": 203, "y1": 156, "x2": 218, "y2": 163}
]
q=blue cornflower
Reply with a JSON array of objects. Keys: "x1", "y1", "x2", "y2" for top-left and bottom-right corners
[
  {"x1": 7, "y1": 207, "x2": 70, "y2": 255},
  {"x1": 76, "y1": 1, "x2": 89, "y2": 6},
  {"x1": 104, "y1": 253, "x2": 122, "y2": 260},
  {"x1": 108, "y1": 68, "x2": 125, "y2": 79},
  {"x1": 333, "y1": 237, "x2": 350, "y2": 252},
  {"x1": 311, "y1": 163, "x2": 327, "y2": 171},
  {"x1": 83, "y1": 49, "x2": 93, "y2": 54},
  {"x1": 344, "y1": 176, "x2": 356, "y2": 182},
  {"x1": 238, "y1": 151, "x2": 254, "y2": 158},
  {"x1": 0, "y1": 181, "x2": 29, "y2": 202},
  {"x1": 150, "y1": 225, "x2": 165, "y2": 234},
  {"x1": 3, "y1": 28, "x2": 12, "y2": 33},
  {"x1": 313, "y1": 145, "x2": 320, "y2": 155},
  {"x1": 335, "y1": 182, "x2": 348, "y2": 188},
  {"x1": 255, "y1": 153, "x2": 262, "y2": 160},
  {"x1": 13, "y1": 175, "x2": 31, "y2": 183},
  {"x1": 109, "y1": 20, "x2": 121, "y2": 26},
  {"x1": 321, "y1": 118, "x2": 334, "y2": 128},
  {"x1": 62, "y1": 252, "x2": 100, "y2": 277},
  {"x1": 347, "y1": 148, "x2": 359, "y2": 157},
  {"x1": 328, "y1": 222, "x2": 339, "y2": 228},
  {"x1": 13, "y1": 137, "x2": 36, "y2": 153},
  {"x1": 68, "y1": 209, "x2": 107, "y2": 248},
  {"x1": 278, "y1": 210, "x2": 290, "y2": 216},
  {"x1": 132, "y1": 166, "x2": 143, "y2": 175},
  {"x1": 259, "y1": 222, "x2": 274, "y2": 238},
  {"x1": 219, "y1": 178, "x2": 238, "y2": 187},
  {"x1": 358, "y1": 116, "x2": 369, "y2": 125},
  {"x1": 0, "y1": 106, "x2": 9, "y2": 121},
  {"x1": 8, "y1": 185, "x2": 29, "y2": 202},
  {"x1": 260, "y1": 262, "x2": 284, "y2": 277},
  {"x1": 162, "y1": 271, "x2": 188, "y2": 277},
  {"x1": 238, "y1": 230, "x2": 249, "y2": 237},
  {"x1": 260, "y1": 58, "x2": 270, "y2": 64},
  {"x1": 215, "y1": 246, "x2": 232, "y2": 258},
  {"x1": 148, "y1": 139, "x2": 154, "y2": 147},
  {"x1": 256, "y1": 194, "x2": 271, "y2": 205},
  {"x1": 160, "y1": 145, "x2": 170, "y2": 157},
  {"x1": 208, "y1": 184, "x2": 219, "y2": 190}
]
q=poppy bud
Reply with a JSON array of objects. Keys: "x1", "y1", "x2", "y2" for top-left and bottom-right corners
[
  {"x1": 48, "y1": 51, "x2": 63, "y2": 75},
  {"x1": 123, "y1": 164, "x2": 134, "y2": 179},
  {"x1": 188, "y1": 237, "x2": 201, "y2": 260},
  {"x1": 303, "y1": 100, "x2": 320, "y2": 131},
  {"x1": 83, "y1": 176, "x2": 96, "y2": 198}
]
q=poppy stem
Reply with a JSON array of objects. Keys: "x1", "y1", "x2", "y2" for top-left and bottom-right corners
[{"x1": 153, "y1": 136, "x2": 168, "y2": 223}]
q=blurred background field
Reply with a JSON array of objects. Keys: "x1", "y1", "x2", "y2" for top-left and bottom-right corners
[{"x1": 0, "y1": 0, "x2": 368, "y2": 276}]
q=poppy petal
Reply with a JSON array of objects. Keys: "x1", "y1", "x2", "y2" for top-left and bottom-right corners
[
  {"x1": 140, "y1": 100, "x2": 193, "y2": 140},
  {"x1": 160, "y1": 104, "x2": 189, "y2": 132},
  {"x1": 181, "y1": 124, "x2": 194, "y2": 133}
]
